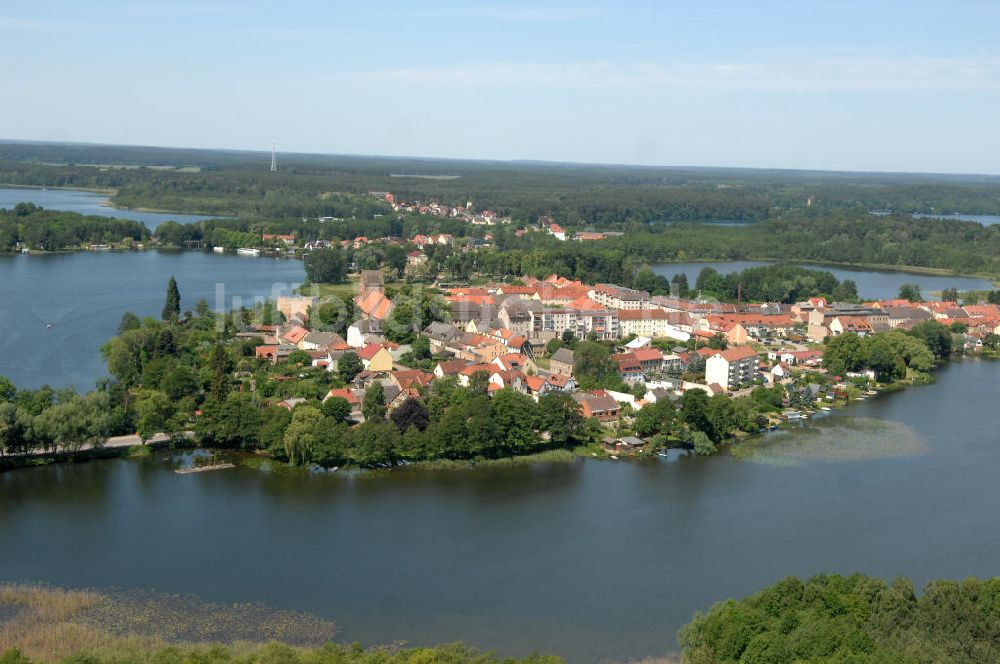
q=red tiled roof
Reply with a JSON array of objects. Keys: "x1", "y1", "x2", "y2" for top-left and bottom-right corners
[
  {"x1": 612, "y1": 352, "x2": 643, "y2": 372},
  {"x1": 325, "y1": 387, "x2": 360, "y2": 405},
  {"x1": 712, "y1": 346, "x2": 759, "y2": 362},
  {"x1": 436, "y1": 359, "x2": 471, "y2": 375},
  {"x1": 546, "y1": 373, "x2": 571, "y2": 388},
  {"x1": 836, "y1": 316, "x2": 873, "y2": 331},
  {"x1": 356, "y1": 291, "x2": 394, "y2": 320},
  {"x1": 632, "y1": 348, "x2": 663, "y2": 362},
  {"x1": 358, "y1": 342, "x2": 387, "y2": 360},
  {"x1": 499, "y1": 285, "x2": 538, "y2": 295},
  {"x1": 281, "y1": 326, "x2": 308, "y2": 344},
  {"x1": 461, "y1": 363, "x2": 496, "y2": 376},
  {"x1": 568, "y1": 296, "x2": 605, "y2": 311},
  {"x1": 524, "y1": 375, "x2": 546, "y2": 392}
]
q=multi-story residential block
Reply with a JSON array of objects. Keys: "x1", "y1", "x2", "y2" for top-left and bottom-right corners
[
  {"x1": 704, "y1": 346, "x2": 759, "y2": 391},
  {"x1": 589, "y1": 284, "x2": 650, "y2": 310},
  {"x1": 616, "y1": 308, "x2": 694, "y2": 340}
]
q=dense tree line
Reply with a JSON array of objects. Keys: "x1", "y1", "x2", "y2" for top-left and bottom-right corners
[
  {"x1": 0, "y1": 378, "x2": 120, "y2": 456},
  {"x1": 7, "y1": 144, "x2": 1000, "y2": 225},
  {"x1": 0, "y1": 204, "x2": 149, "y2": 252},
  {"x1": 693, "y1": 264, "x2": 858, "y2": 303},
  {"x1": 680, "y1": 573, "x2": 1000, "y2": 663},
  {"x1": 823, "y1": 322, "x2": 952, "y2": 381},
  {"x1": 475, "y1": 212, "x2": 1000, "y2": 285},
  {"x1": 155, "y1": 214, "x2": 483, "y2": 248},
  {"x1": 269, "y1": 385, "x2": 590, "y2": 469}
]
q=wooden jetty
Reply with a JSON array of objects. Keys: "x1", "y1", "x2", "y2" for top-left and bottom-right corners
[{"x1": 174, "y1": 462, "x2": 235, "y2": 475}]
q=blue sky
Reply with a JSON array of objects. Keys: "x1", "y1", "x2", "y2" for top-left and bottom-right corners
[{"x1": 3, "y1": 1, "x2": 1000, "y2": 173}]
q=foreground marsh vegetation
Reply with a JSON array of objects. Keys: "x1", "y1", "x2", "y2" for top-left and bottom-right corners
[{"x1": 0, "y1": 585, "x2": 559, "y2": 664}]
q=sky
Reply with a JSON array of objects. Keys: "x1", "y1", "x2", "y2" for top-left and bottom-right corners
[{"x1": 2, "y1": 0, "x2": 1000, "y2": 174}]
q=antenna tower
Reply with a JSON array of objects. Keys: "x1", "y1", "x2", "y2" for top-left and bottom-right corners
[{"x1": 270, "y1": 141, "x2": 277, "y2": 172}]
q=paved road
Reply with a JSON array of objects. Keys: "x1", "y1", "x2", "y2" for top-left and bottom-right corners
[
  {"x1": 103, "y1": 432, "x2": 174, "y2": 448},
  {"x1": 3, "y1": 431, "x2": 188, "y2": 460}
]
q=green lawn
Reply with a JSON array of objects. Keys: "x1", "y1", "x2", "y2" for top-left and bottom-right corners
[{"x1": 295, "y1": 282, "x2": 358, "y2": 300}]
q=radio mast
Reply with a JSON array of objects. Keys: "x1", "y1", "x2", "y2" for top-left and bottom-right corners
[{"x1": 270, "y1": 141, "x2": 277, "y2": 172}]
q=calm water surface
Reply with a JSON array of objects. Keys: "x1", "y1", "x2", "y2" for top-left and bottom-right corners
[
  {"x1": 0, "y1": 186, "x2": 217, "y2": 229},
  {"x1": 0, "y1": 251, "x2": 304, "y2": 390},
  {"x1": 2, "y1": 360, "x2": 998, "y2": 662},
  {"x1": 653, "y1": 261, "x2": 995, "y2": 300},
  {"x1": 912, "y1": 212, "x2": 1000, "y2": 226}
]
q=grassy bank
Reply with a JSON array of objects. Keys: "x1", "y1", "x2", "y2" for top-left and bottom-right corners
[
  {"x1": 295, "y1": 281, "x2": 358, "y2": 301},
  {"x1": 0, "y1": 585, "x2": 559, "y2": 664},
  {"x1": 404, "y1": 448, "x2": 579, "y2": 472}
]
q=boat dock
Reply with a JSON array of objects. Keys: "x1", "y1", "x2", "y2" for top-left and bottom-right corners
[{"x1": 174, "y1": 462, "x2": 235, "y2": 475}]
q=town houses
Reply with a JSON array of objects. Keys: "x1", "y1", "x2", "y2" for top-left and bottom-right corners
[
  {"x1": 238, "y1": 251, "x2": 1000, "y2": 464},
  {"x1": 253, "y1": 270, "x2": 828, "y2": 423},
  {"x1": 369, "y1": 190, "x2": 512, "y2": 227}
]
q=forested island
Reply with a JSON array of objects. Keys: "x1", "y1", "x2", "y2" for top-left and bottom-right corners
[{"x1": 0, "y1": 203, "x2": 148, "y2": 252}]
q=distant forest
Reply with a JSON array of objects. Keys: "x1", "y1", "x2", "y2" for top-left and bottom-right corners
[
  {"x1": 3, "y1": 141, "x2": 1000, "y2": 224},
  {"x1": 1, "y1": 141, "x2": 999, "y2": 276}
]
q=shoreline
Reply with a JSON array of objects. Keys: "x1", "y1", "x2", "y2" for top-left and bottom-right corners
[
  {"x1": 0, "y1": 182, "x2": 117, "y2": 195},
  {"x1": 0, "y1": 183, "x2": 220, "y2": 218},
  {"x1": 1, "y1": 184, "x2": 995, "y2": 284},
  {"x1": 5, "y1": 244, "x2": 996, "y2": 286},
  {"x1": 652, "y1": 257, "x2": 1000, "y2": 285},
  {"x1": 0, "y1": 369, "x2": 934, "y2": 475}
]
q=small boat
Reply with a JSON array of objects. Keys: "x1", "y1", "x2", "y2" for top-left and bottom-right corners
[
  {"x1": 236, "y1": 247, "x2": 260, "y2": 257},
  {"x1": 46, "y1": 323, "x2": 53, "y2": 329},
  {"x1": 820, "y1": 406, "x2": 832, "y2": 411},
  {"x1": 610, "y1": 455, "x2": 619, "y2": 460}
]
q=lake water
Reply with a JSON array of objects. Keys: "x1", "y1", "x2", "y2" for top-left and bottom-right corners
[
  {"x1": 1, "y1": 359, "x2": 998, "y2": 662},
  {"x1": 0, "y1": 251, "x2": 304, "y2": 391},
  {"x1": 653, "y1": 261, "x2": 996, "y2": 300},
  {"x1": 0, "y1": 186, "x2": 217, "y2": 229},
  {"x1": 1, "y1": 253, "x2": 991, "y2": 391},
  {"x1": 912, "y1": 212, "x2": 1000, "y2": 226}
]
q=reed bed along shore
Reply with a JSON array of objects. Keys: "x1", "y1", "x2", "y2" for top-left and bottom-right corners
[
  {"x1": 0, "y1": 584, "x2": 564, "y2": 664},
  {"x1": 0, "y1": 584, "x2": 337, "y2": 662}
]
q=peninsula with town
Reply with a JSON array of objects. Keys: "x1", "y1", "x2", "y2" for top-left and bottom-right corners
[{"x1": 3, "y1": 141, "x2": 1000, "y2": 664}]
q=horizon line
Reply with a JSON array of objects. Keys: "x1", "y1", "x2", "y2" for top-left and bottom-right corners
[{"x1": 2, "y1": 137, "x2": 999, "y2": 180}]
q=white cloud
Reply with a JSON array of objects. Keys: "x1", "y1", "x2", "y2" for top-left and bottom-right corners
[
  {"x1": 0, "y1": 16, "x2": 44, "y2": 29},
  {"x1": 124, "y1": 4, "x2": 259, "y2": 17},
  {"x1": 404, "y1": 4, "x2": 607, "y2": 21},
  {"x1": 346, "y1": 56, "x2": 1000, "y2": 93}
]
